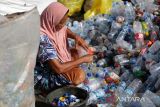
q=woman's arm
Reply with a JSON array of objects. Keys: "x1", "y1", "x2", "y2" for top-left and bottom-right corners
[
  {"x1": 67, "y1": 28, "x2": 90, "y2": 51},
  {"x1": 48, "y1": 54, "x2": 93, "y2": 74},
  {"x1": 67, "y1": 28, "x2": 78, "y2": 40}
]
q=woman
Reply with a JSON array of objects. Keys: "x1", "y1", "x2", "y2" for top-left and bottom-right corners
[{"x1": 34, "y1": 2, "x2": 93, "y2": 92}]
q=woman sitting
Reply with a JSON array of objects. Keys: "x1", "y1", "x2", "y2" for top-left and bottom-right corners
[{"x1": 34, "y1": 2, "x2": 93, "y2": 93}]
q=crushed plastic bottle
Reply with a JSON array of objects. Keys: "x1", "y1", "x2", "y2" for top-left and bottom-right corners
[
  {"x1": 143, "y1": 90, "x2": 160, "y2": 107},
  {"x1": 108, "y1": 20, "x2": 122, "y2": 40},
  {"x1": 87, "y1": 88, "x2": 106, "y2": 105},
  {"x1": 141, "y1": 96, "x2": 156, "y2": 107},
  {"x1": 140, "y1": 74, "x2": 158, "y2": 92},
  {"x1": 125, "y1": 2, "x2": 136, "y2": 22},
  {"x1": 116, "y1": 40, "x2": 133, "y2": 51},
  {"x1": 116, "y1": 25, "x2": 129, "y2": 42},
  {"x1": 155, "y1": 76, "x2": 160, "y2": 91},
  {"x1": 120, "y1": 70, "x2": 130, "y2": 82},
  {"x1": 149, "y1": 62, "x2": 160, "y2": 74},
  {"x1": 115, "y1": 81, "x2": 127, "y2": 97},
  {"x1": 148, "y1": 40, "x2": 160, "y2": 54},
  {"x1": 125, "y1": 79, "x2": 142, "y2": 96},
  {"x1": 82, "y1": 78, "x2": 102, "y2": 92}
]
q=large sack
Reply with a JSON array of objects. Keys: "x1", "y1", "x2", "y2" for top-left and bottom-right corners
[
  {"x1": 84, "y1": 0, "x2": 94, "y2": 12},
  {"x1": 84, "y1": 0, "x2": 112, "y2": 20},
  {"x1": 0, "y1": 8, "x2": 40, "y2": 107},
  {"x1": 58, "y1": 0, "x2": 84, "y2": 16}
]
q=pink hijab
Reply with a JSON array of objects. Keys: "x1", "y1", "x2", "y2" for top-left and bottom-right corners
[{"x1": 40, "y1": 2, "x2": 71, "y2": 62}]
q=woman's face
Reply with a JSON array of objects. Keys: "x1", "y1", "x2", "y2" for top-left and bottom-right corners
[{"x1": 55, "y1": 14, "x2": 68, "y2": 31}]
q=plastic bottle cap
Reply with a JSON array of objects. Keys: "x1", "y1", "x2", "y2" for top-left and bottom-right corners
[
  {"x1": 59, "y1": 97, "x2": 66, "y2": 102},
  {"x1": 87, "y1": 73, "x2": 92, "y2": 77},
  {"x1": 95, "y1": 74, "x2": 99, "y2": 78},
  {"x1": 135, "y1": 33, "x2": 144, "y2": 40}
]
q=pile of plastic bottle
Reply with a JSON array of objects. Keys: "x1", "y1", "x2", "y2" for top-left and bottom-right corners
[
  {"x1": 67, "y1": 0, "x2": 160, "y2": 107},
  {"x1": 51, "y1": 93, "x2": 80, "y2": 107}
]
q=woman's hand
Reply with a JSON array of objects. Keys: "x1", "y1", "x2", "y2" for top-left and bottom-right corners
[
  {"x1": 67, "y1": 28, "x2": 90, "y2": 51},
  {"x1": 81, "y1": 55, "x2": 93, "y2": 63},
  {"x1": 76, "y1": 36, "x2": 90, "y2": 51}
]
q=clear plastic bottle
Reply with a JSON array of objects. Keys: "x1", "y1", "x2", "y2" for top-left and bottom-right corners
[
  {"x1": 86, "y1": 70, "x2": 93, "y2": 80},
  {"x1": 125, "y1": 2, "x2": 135, "y2": 22},
  {"x1": 116, "y1": 40, "x2": 133, "y2": 51},
  {"x1": 149, "y1": 62, "x2": 160, "y2": 74},
  {"x1": 155, "y1": 77, "x2": 160, "y2": 91},
  {"x1": 96, "y1": 59, "x2": 106, "y2": 67},
  {"x1": 150, "y1": 29, "x2": 158, "y2": 42},
  {"x1": 108, "y1": 21, "x2": 122, "y2": 40},
  {"x1": 156, "y1": 89, "x2": 160, "y2": 96},
  {"x1": 133, "y1": 21, "x2": 144, "y2": 49},
  {"x1": 116, "y1": 26, "x2": 129, "y2": 42},
  {"x1": 143, "y1": 90, "x2": 160, "y2": 107},
  {"x1": 97, "y1": 104, "x2": 112, "y2": 107},
  {"x1": 126, "y1": 73, "x2": 135, "y2": 86},
  {"x1": 120, "y1": 70, "x2": 130, "y2": 82},
  {"x1": 125, "y1": 79, "x2": 142, "y2": 96},
  {"x1": 82, "y1": 78, "x2": 102, "y2": 92},
  {"x1": 145, "y1": 17, "x2": 154, "y2": 30},
  {"x1": 114, "y1": 54, "x2": 127, "y2": 62},
  {"x1": 141, "y1": 74, "x2": 158, "y2": 92},
  {"x1": 116, "y1": 81, "x2": 127, "y2": 93},
  {"x1": 71, "y1": 21, "x2": 81, "y2": 34},
  {"x1": 130, "y1": 57, "x2": 137, "y2": 65},
  {"x1": 136, "y1": 56, "x2": 145, "y2": 67},
  {"x1": 127, "y1": 101, "x2": 142, "y2": 107},
  {"x1": 116, "y1": 102, "x2": 124, "y2": 107},
  {"x1": 140, "y1": 97, "x2": 156, "y2": 107},
  {"x1": 107, "y1": 71, "x2": 120, "y2": 81},
  {"x1": 95, "y1": 15, "x2": 111, "y2": 35},
  {"x1": 148, "y1": 40, "x2": 160, "y2": 54},
  {"x1": 145, "y1": 59, "x2": 156, "y2": 71},
  {"x1": 111, "y1": 1, "x2": 125, "y2": 17},
  {"x1": 119, "y1": 58, "x2": 130, "y2": 66},
  {"x1": 130, "y1": 0, "x2": 137, "y2": 5},
  {"x1": 113, "y1": 67, "x2": 121, "y2": 75},
  {"x1": 87, "y1": 88, "x2": 106, "y2": 105},
  {"x1": 94, "y1": 68, "x2": 108, "y2": 78}
]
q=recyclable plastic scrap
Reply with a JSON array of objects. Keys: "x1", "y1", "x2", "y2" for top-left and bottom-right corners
[
  {"x1": 67, "y1": 0, "x2": 160, "y2": 106},
  {"x1": 51, "y1": 93, "x2": 80, "y2": 107}
]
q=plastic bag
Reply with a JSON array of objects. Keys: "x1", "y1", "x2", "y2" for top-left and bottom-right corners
[
  {"x1": 112, "y1": 0, "x2": 122, "y2": 2},
  {"x1": 84, "y1": 0, "x2": 94, "y2": 12},
  {"x1": 58, "y1": 0, "x2": 84, "y2": 16},
  {"x1": 84, "y1": 0, "x2": 112, "y2": 20}
]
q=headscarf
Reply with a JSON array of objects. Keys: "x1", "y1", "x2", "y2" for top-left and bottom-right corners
[{"x1": 40, "y1": 2, "x2": 71, "y2": 62}]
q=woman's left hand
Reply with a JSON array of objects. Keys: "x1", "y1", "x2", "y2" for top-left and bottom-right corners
[{"x1": 76, "y1": 36, "x2": 90, "y2": 51}]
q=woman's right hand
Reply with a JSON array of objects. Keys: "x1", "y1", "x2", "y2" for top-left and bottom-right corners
[{"x1": 82, "y1": 55, "x2": 94, "y2": 63}]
